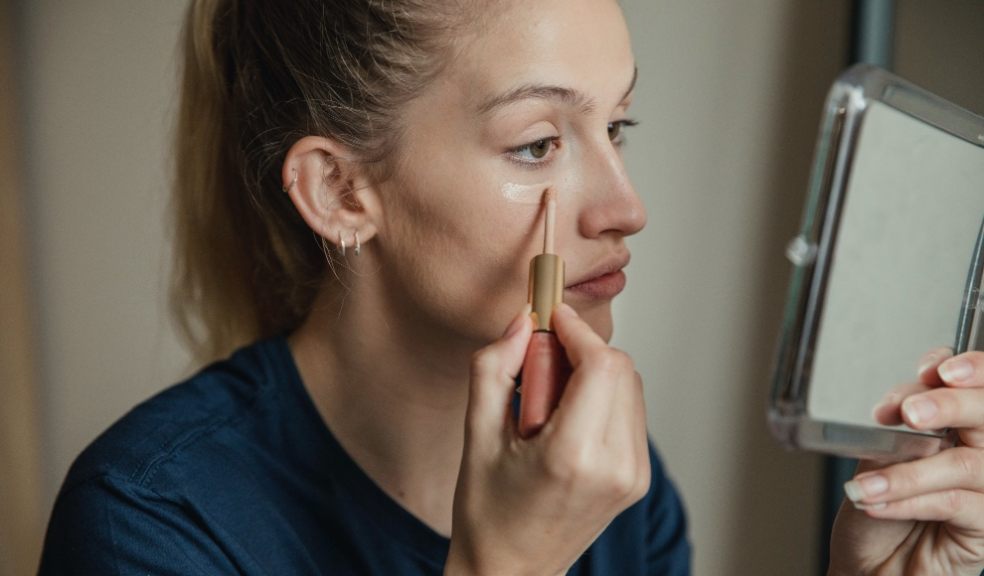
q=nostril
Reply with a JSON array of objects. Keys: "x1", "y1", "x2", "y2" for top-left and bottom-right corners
[{"x1": 576, "y1": 188, "x2": 647, "y2": 239}]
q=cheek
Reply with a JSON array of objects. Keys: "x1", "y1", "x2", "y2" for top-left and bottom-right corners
[{"x1": 379, "y1": 180, "x2": 542, "y2": 341}]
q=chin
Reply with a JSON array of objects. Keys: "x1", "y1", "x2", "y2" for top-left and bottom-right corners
[{"x1": 575, "y1": 302, "x2": 614, "y2": 342}]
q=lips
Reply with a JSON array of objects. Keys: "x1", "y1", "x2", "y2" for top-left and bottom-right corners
[{"x1": 565, "y1": 254, "x2": 631, "y2": 300}]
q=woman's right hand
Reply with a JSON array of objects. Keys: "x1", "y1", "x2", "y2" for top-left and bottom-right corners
[{"x1": 444, "y1": 303, "x2": 651, "y2": 576}]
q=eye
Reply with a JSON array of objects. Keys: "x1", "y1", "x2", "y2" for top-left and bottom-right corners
[
  {"x1": 528, "y1": 139, "x2": 552, "y2": 159},
  {"x1": 508, "y1": 137, "x2": 559, "y2": 165},
  {"x1": 608, "y1": 119, "x2": 639, "y2": 145}
]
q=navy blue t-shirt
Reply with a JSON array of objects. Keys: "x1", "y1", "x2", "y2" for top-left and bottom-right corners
[{"x1": 39, "y1": 336, "x2": 690, "y2": 575}]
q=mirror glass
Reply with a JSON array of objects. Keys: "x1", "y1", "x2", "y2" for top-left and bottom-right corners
[{"x1": 808, "y1": 100, "x2": 984, "y2": 428}]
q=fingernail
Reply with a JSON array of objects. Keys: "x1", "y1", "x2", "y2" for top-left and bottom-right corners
[
  {"x1": 843, "y1": 474, "x2": 888, "y2": 502},
  {"x1": 939, "y1": 358, "x2": 974, "y2": 383},
  {"x1": 917, "y1": 354, "x2": 941, "y2": 378},
  {"x1": 871, "y1": 393, "x2": 899, "y2": 416},
  {"x1": 902, "y1": 397, "x2": 937, "y2": 425},
  {"x1": 853, "y1": 501, "x2": 887, "y2": 511}
]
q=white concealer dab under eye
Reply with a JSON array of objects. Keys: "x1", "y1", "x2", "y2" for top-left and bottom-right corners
[{"x1": 501, "y1": 182, "x2": 550, "y2": 205}]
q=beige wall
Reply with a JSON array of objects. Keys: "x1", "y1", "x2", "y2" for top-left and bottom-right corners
[
  {"x1": 13, "y1": 1, "x2": 982, "y2": 575},
  {"x1": 18, "y1": 1, "x2": 192, "y2": 515},
  {"x1": 615, "y1": 2, "x2": 847, "y2": 573}
]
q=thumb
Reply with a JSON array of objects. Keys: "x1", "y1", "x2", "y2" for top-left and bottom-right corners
[{"x1": 467, "y1": 305, "x2": 533, "y2": 441}]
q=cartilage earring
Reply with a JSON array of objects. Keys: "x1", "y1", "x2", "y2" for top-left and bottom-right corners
[
  {"x1": 354, "y1": 231, "x2": 361, "y2": 256},
  {"x1": 338, "y1": 230, "x2": 346, "y2": 257},
  {"x1": 281, "y1": 169, "x2": 297, "y2": 193}
]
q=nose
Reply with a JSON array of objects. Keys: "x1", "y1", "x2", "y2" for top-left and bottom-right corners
[{"x1": 575, "y1": 141, "x2": 647, "y2": 240}]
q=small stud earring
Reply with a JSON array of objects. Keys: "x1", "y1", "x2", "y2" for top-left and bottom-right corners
[
  {"x1": 354, "y1": 231, "x2": 361, "y2": 256},
  {"x1": 338, "y1": 230, "x2": 346, "y2": 257},
  {"x1": 281, "y1": 169, "x2": 297, "y2": 193}
]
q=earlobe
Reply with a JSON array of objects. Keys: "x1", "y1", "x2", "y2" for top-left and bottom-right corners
[{"x1": 281, "y1": 135, "x2": 380, "y2": 250}]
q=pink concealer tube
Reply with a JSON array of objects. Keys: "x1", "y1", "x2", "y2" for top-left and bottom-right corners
[{"x1": 518, "y1": 188, "x2": 571, "y2": 438}]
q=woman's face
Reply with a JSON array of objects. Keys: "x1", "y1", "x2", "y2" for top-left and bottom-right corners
[{"x1": 373, "y1": 0, "x2": 643, "y2": 345}]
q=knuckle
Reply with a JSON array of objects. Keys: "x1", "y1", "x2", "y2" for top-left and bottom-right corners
[
  {"x1": 612, "y1": 349, "x2": 635, "y2": 371},
  {"x1": 603, "y1": 452, "x2": 634, "y2": 488},
  {"x1": 632, "y1": 466, "x2": 652, "y2": 502},
  {"x1": 950, "y1": 448, "x2": 983, "y2": 483},
  {"x1": 593, "y1": 349, "x2": 633, "y2": 378},
  {"x1": 931, "y1": 390, "x2": 961, "y2": 422},
  {"x1": 938, "y1": 489, "x2": 965, "y2": 515},
  {"x1": 592, "y1": 352, "x2": 619, "y2": 377},
  {"x1": 938, "y1": 389, "x2": 984, "y2": 427},
  {"x1": 543, "y1": 442, "x2": 593, "y2": 482},
  {"x1": 609, "y1": 467, "x2": 637, "y2": 499},
  {"x1": 890, "y1": 464, "x2": 919, "y2": 493},
  {"x1": 607, "y1": 449, "x2": 648, "y2": 502},
  {"x1": 469, "y1": 350, "x2": 497, "y2": 378}
]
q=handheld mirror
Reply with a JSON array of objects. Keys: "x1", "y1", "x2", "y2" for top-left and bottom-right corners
[{"x1": 769, "y1": 64, "x2": 984, "y2": 461}]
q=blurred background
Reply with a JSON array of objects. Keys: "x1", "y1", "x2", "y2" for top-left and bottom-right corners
[{"x1": 2, "y1": 0, "x2": 982, "y2": 574}]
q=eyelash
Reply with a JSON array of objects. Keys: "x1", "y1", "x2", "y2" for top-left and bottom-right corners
[{"x1": 506, "y1": 119, "x2": 639, "y2": 167}]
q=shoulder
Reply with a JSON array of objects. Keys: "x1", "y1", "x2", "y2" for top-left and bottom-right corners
[
  {"x1": 41, "y1": 337, "x2": 298, "y2": 575},
  {"x1": 59, "y1": 336, "x2": 290, "y2": 496}
]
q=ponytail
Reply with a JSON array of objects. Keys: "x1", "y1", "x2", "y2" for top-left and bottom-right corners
[
  {"x1": 169, "y1": 0, "x2": 470, "y2": 364},
  {"x1": 171, "y1": 0, "x2": 318, "y2": 364}
]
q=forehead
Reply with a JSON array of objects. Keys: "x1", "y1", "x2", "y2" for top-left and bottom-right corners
[{"x1": 446, "y1": 0, "x2": 635, "y2": 110}]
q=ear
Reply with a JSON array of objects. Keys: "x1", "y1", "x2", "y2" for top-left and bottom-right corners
[{"x1": 281, "y1": 135, "x2": 382, "y2": 252}]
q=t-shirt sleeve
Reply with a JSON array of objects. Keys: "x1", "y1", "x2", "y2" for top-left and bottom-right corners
[
  {"x1": 645, "y1": 441, "x2": 691, "y2": 575},
  {"x1": 38, "y1": 475, "x2": 241, "y2": 576}
]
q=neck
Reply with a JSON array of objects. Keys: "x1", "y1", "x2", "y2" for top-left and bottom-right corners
[{"x1": 288, "y1": 280, "x2": 481, "y2": 537}]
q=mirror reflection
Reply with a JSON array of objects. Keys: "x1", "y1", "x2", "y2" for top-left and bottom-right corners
[{"x1": 808, "y1": 100, "x2": 984, "y2": 429}]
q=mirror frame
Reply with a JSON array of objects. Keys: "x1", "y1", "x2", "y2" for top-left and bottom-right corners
[{"x1": 769, "y1": 64, "x2": 984, "y2": 461}]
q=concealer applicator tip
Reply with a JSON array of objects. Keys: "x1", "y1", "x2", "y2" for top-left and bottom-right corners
[{"x1": 542, "y1": 188, "x2": 556, "y2": 255}]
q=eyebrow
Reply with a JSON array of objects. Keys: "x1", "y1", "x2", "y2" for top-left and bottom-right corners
[{"x1": 477, "y1": 66, "x2": 638, "y2": 116}]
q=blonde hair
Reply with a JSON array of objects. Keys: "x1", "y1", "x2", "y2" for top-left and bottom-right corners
[{"x1": 170, "y1": 0, "x2": 467, "y2": 363}]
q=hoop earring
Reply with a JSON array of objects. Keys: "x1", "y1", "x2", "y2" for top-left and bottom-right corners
[
  {"x1": 281, "y1": 169, "x2": 297, "y2": 193},
  {"x1": 354, "y1": 231, "x2": 361, "y2": 256},
  {"x1": 337, "y1": 230, "x2": 346, "y2": 257}
]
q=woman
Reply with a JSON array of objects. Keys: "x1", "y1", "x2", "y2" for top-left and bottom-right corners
[{"x1": 38, "y1": 0, "x2": 984, "y2": 574}]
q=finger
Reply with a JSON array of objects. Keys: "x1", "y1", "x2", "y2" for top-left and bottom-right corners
[
  {"x1": 603, "y1": 368, "x2": 643, "y2": 456},
  {"x1": 550, "y1": 303, "x2": 609, "y2": 369},
  {"x1": 854, "y1": 488, "x2": 984, "y2": 535},
  {"x1": 844, "y1": 447, "x2": 984, "y2": 506},
  {"x1": 550, "y1": 351, "x2": 631, "y2": 442},
  {"x1": 898, "y1": 387, "x2": 984, "y2": 434},
  {"x1": 467, "y1": 306, "x2": 533, "y2": 440},
  {"x1": 628, "y1": 373, "x2": 651, "y2": 500},
  {"x1": 547, "y1": 304, "x2": 625, "y2": 439},
  {"x1": 591, "y1": 368, "x2": 647, "y2": 504},
  {"x1": 871, "y1": 381, "x2": 931, "y2": 426},
  {"x1": 937, "y1": 351, "x2": 984, "y2": 388},
  {"x1": 917, "y1": 346, "x2": 953, "y2": 386}
]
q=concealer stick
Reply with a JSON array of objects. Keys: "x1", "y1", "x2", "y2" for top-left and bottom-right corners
[{"x1": 518, "y1": 189, "x2": 570, "y2": 438}]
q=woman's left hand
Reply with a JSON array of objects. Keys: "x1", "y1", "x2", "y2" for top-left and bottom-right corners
[{"x1": 828, "y1": 349, "x2": 984, "y2": 576}]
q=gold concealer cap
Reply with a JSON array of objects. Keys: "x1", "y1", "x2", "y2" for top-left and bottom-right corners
[
  {"x1": 528, "y1": 254, "x2": 565, "y2": 331},
  {"x1": 527, "y1": 188, "x2": 564, "y2": 332}
]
